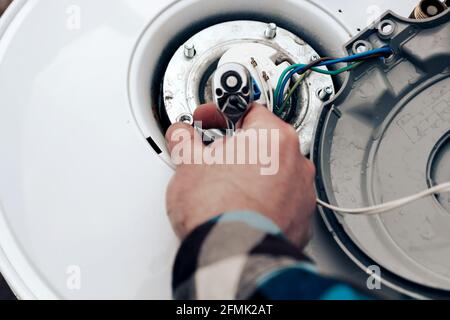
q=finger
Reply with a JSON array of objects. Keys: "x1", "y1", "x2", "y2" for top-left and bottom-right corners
[
  {"x1": 193, "y1": 103, "x2": 228, "y2": 129},
  {"x1": 240, "y1": 103, "x2": 288, "y2": 130},
  {"x1": 165, "y1": 122, "x2": 202, "y2": 155}
]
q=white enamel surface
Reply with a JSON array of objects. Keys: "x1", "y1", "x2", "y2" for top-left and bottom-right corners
[
  {"x1": 0, "y1": 0, "x2": 415, "y2": 299},
  {"x1": 0, "y1": 0, "x2": 178, "y2": 299}
]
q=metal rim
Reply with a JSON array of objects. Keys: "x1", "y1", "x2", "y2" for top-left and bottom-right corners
[
  {"x1": 161, "y1": 20, "x2": 334, "y2": 155},
  {"x1": 128, "y1": 0, "x2": 350, "y2": 166},
  {"x1": 313, "y1": 102, "x2": 450, "y2": 300}
]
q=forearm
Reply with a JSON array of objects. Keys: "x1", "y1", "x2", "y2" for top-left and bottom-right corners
[{"x1": 172, "y1": 211, "x2": 373, "y2": 300}]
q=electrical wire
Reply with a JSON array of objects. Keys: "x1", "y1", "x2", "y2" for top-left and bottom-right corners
[
  {"x1": 275, "y1": 60, "x2": 337, "y2": 99},
  {"x1": 251, "y1": 57, "x2": 272, "y2": 111},
  {"x1": 277, "y1": 53, "x2": 385, "y2": 107},
  {"x1": 266, "y1": 76, "x2": 274, "y2": 113},
  {"x1": 262, "y1": 70, "x2": 274, "y2": 113},
  {"x1": 275, "y1": 46, "x2": 393, "y2": 109},
  {"x1": 279, "y1": 61, "x2": 364, "y2": 114},
  {"x1": 275, "y1": 56, "x2": 334, "y2": 110},
  {"x1": 317, "y1": 182, "x2": 450, "y2": 215},
  {"x1": 268, "y1": 46, "x2": 450, "y2": 217},
  {"x1": 279, "y1": 71, "x2": 310, "y2": 114},
  {"x1": 311, "y1": 61, "x2": 364, "y2": 76}
]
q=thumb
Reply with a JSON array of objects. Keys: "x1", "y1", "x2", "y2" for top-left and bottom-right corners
[{"x1": 165, "y1": 122, "x2": 203, "y2": 165}]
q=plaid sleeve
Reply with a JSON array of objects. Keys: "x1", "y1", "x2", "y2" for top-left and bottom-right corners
[{"x1": 172, "y1": 211, "x2": 373, "y2": 300}]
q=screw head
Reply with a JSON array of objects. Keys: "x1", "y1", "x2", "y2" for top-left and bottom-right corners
[
  {"x1": 264, "y1": 23, "x2": 277, "y2": 39},
  {"x1": 177, "y1": 113, "x2": 193, "y2": 124},
  {"x1": 184, "y1": 43, "x2": 196, "y2": 59},
  {"x1": 310, "y1": 54, "x2": 320, "y2": 62}
]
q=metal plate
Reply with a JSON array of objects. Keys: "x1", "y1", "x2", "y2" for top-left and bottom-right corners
[
  {"x1": 162, "y1": 20, "x2": 333, "y2": 154},
  {"x1": 313, "y1": 10, "x2": 450, "y2": 298}
]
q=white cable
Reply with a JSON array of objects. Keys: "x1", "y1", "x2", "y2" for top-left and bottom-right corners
[
  {"x1": 256, "y1": 69, "x2": 270, "y2": 110},
  {"x1": 251, "y1": 57, "x2": 272, "y2": 112},
  {"x1": 316, "y1": 182, "x2": 450, "y2": 215},
  {"x1": 266, "y1": 78, "x2": 274, "y2": 112}
]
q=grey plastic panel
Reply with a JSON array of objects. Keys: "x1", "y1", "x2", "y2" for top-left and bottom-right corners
[{"x1": 313, "y1": 10, "x2": 450, "y2": 298}]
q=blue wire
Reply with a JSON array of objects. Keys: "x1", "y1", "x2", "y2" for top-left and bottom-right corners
[{"x1": 276, "y1": 46, "x2": 393, "y2": 108}]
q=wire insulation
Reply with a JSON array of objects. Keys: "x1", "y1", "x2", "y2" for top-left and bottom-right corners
[
  {"x1": 317, "y1": 182, "x2": 450, "y2": 215},
  {"x1": 251, "y1": 57, "x2": 271, "y2": 111},
  {"x1": 275, "y1": 47, "x2": 393, "y2": 110},
  {"x1": 279, "y1": 71, "x2": 310, "y2": 114},
  {"x1": 280, "y1": 61, "x2": 363, "y2": 113}
]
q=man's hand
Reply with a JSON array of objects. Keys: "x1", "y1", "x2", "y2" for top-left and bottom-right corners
[{"x1": 165, "y1": 103, "x2": 317, "y2": 248}]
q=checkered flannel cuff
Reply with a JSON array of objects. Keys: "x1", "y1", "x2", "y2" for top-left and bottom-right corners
[{"x1": 172, "y1": 211, "x2": 314, "y2": 299}]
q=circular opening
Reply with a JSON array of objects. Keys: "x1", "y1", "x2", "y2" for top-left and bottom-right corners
[
  {"x1": 427, "y1": 132, "x2": 450, "y2": 213},
  {"x1": 420, "y1": 0, "x2": 447, "y2": 17},
  {"x1": 241, "y1": 86, "x2": 249, "y2": 95},
  {"x1": 221, "y1": 70, "x2": 242, "y2": 92},
  {"x1": 128, "y1": 0, "x2": 349, "y2": 164},
  {"x1": 215, "y1": 88, "x2": 224, "y2": 97},
  {"x1": 161, "y1": 21, "x2": 328, "y2": 130},
  {"x1": 378, "y1": 20, "x2": 396, "y2": 38},
  {"x1": 225, "y1": 75, "x2": 239, "y2": 88},
  {"x1": 352, "y1": 40, "x2": 372, "y2": 54}
]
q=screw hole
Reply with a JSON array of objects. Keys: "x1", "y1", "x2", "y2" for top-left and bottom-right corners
[
  {"x1": 352, "y1": 40, "x2": 372, "y2": 54},
  {"x1": 378, "y1": 20, "x2": 396, "y2": 39},
  {"x1": 355, "y1": 43, "x2": 367, "y2": 53}
]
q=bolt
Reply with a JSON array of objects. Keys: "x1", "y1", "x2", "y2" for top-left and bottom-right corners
[
  {"x1": 264, "y1": 23, "x2": 277, "y2": 39},
  {"x1": 310, "y1": 54, "x2": 320, "y2": 62},
  {"x1": 318, "y1": 86, "x2": 333, "y2": 101},
  {"x1": 184, "y1": 43, "x2": 196, "y2": 59}
]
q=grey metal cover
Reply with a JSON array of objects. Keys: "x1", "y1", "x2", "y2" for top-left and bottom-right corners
[{"x1": 312, "y1": 10, "x2": 450, "y2": 298}]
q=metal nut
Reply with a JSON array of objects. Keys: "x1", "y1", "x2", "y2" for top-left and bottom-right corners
[
  {"x1": 310, "y1": 54, "x2": 320, "y2": 62},
  {"x1": 318, "y1": 86, "x2": 333, "y2": 101},
  {"x1": 184, "y1": 43, "x2": 196, "y2": 58},
  {"x1": 264, "y1": 23, "x2": 277, "y2": 39}
]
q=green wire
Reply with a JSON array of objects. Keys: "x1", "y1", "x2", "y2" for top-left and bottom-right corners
[
  {"x1": 311, "y1": 61, "x2": 363, "y2": 76},
  {"x1": 274, "y1": 65, "x2": 297, "y2": 107},
  {"x1": 274, "y1": 61, "x2": 366, "y2": 107},
  {"x1": 275, "y1": 61, "x2": 363, "y2": 114},
  {"x1": 278, "y1": 71, "x2": 310, "y2": 115}
]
